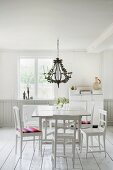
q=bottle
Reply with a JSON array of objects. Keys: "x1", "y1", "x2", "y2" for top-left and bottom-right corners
[
  {"x1": 27, "y1": 87, "x2": 29, "y2": 99},
  {"x1": 23, "y1": 91, "x2": 26, "y2": 100},
  {"x1": 71, "y1": 86, "x2": 74, "y2": 90}
]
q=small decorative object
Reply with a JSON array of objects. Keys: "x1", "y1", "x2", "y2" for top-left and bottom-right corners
[
  {"x1": 43, "y1": 39, "x2": 72, "y2": 88},
  {"x1": 71, "y1": 86, "x2": 74, "y2": 90},
  {"x1": 27, "y1": 86, "x2": 29, "y2": 99},
  {"x1": 23, "y1": 91, "x2": 26, "y2": 100},
  {"x1": 71, "y1": 85, "x2": 77, "y2": 90},
  {"x1": 93, "y1": 77, "x2": 102, "y2": 90},
  {"x1": 80, "y1": 89, "x2": 92, "y2": 94},
  {"x1": 56, "y1": 97, "x2": 69, "y2": 108},
  {"x1": 22, "y1": 85, "x2": 33, "y2": 100}
]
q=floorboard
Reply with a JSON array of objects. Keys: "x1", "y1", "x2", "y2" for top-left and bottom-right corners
[{"x1": 0, "y1": 127, "x2": 113, "y2": 170}]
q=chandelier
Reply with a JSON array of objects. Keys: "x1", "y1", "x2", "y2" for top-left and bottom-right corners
[{"x1": 43, "y1": 39, "x2": 72, "y2": 88}]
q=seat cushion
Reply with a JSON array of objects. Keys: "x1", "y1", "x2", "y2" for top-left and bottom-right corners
[
  {"x1": 18, "y1": 127, "x2": 42, "y2": 133},
  {"x1": 81, "y1": 120, "x2": 91, "y2": 124}
]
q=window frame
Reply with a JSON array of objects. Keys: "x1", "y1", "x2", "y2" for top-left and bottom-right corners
[{"x1": 18, "y1": 56, "x2": 56, "y2": 100}]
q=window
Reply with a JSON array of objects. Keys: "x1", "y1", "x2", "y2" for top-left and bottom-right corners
[{"x1": 19, "y1": 57, "x2": 54, "y2": 99}]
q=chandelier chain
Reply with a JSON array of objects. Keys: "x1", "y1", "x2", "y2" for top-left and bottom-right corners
[{"x1": 57, "y1": 39, "x2": 59, "y2": 58}]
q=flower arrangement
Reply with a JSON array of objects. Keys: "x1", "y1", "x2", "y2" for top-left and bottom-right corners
[{"x1": 56, "y1": 97, "x2": 69, "y2": 108}]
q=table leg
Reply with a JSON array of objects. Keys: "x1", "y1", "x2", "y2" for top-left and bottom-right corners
[
  {"x1": 39, "y1": 117, "x2": 42, "y2": 130},
  {"x1": 45, "y1": 118, "x2": 47, "y2": 140},
  {"x1": 39, "y1": 117, "x2": 53, "y2": 143}
]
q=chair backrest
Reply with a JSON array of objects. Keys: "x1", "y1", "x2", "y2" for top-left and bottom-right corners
[
  {"x1": 80, "y1": 101, "x2": 95, "y2": 124},
  {"x1": 90, "y1": 101, "x2": 95, "y2": 125},
  {"x1": 69, "y1": 100, "x2": 87, "y2": 111},
  {"x1": 13, "y1": 106, "x2": 22, "y2": 130},
  {"x1": 54, "y1": 115, "x2": 80, "y2": 137},
  {"x1": 98, "y1": 109, "x2": 107, "y2": 132},
  {"x1": 23, "y1": 105, "x2": 38, "y2": 126}
]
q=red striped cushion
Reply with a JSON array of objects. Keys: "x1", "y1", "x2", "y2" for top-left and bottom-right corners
[
  {"x1": 81, "y1": 120, "x2": 91, "y2": 124},
  {"x1": 27, "y1": 127, "x2": 42, "y2": 132},
  {"x1": 17, "y1": 127, "x2": 41, "y2": 133}
]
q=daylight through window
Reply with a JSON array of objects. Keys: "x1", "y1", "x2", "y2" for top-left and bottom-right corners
[{"x1": 19, "y1": 57, "x2": 54, "y2": 99}]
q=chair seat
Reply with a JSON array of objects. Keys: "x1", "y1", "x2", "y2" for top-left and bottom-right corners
[
  {"x1": 17, "y1": 127, "x2": 42, "y2": 133},
  {"x1": 81, "y1": 127, "x2": 104, "y2": 135}
]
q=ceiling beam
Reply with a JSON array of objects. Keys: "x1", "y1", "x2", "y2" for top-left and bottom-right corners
[{"x1": 87, "y1": 22, "x2": 113, "y2": 53}]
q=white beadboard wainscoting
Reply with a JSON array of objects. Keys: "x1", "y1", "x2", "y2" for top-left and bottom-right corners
[
  {"x1": 0, "y1": 100, "x2": 54, "y2": 127},
  {"x1": 0, "y1": 99, "x2": 112, "y2": 127}
]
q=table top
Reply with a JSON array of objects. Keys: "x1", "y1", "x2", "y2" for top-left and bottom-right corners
[{"x1": 32, "y1": 105, "x2": 91, "y2": 118}]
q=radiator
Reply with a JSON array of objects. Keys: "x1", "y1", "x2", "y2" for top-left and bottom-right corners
[{"x1": 104, "y1": 99, "x2": 113, "y2": 125}]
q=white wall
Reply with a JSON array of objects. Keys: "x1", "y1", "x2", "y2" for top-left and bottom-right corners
[
  {"x1": 0, "y1": 52, "x2": 17, "y2": 99},
  {"x1": 56, "y1": 51, "x2": 102, "y2": 97},
  {"x1": 0, "y1": 49, "x2": 112, "y2": 99},
  {"x1": 102, "y1": 50, "x2": 113, "y2": 99}
]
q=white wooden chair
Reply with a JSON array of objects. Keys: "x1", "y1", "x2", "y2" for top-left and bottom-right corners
[
  {"x1": 80, "y1": 109, "x2": 107, "y2": 158},
  {"x1": 68, "y1": 101, "x2": 94, "y2": 129},
  {"x1": 52, "y1": 115, "x2": 80, "y2": 168},
  {"x1": 13, "y1": 106, "x2": 42, "y2": 159}
]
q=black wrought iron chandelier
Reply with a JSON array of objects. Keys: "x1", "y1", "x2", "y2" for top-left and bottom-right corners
[{"x1": 43, "y1": 39, "x2": 72, "y2": 88}]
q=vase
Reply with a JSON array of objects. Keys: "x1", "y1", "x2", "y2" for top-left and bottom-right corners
[{"x1": 93, "y1": 77, "x2": 101, "y2": 90}]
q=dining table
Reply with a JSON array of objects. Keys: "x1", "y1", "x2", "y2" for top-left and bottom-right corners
[{"x1": 32, "y1": 105, "x2": 91, "y2": 145}]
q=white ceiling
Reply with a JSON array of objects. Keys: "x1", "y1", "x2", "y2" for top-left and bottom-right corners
[{"x1": 0, "y1": 0, "x2": 113, "y2": 51}]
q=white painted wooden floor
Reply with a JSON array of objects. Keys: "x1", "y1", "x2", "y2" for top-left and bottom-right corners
[{"x1": 0, "y1": 127, "x2": 113, "y2": 170}]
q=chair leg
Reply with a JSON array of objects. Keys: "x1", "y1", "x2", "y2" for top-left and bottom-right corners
[
  {"x1": 86, "y1": 135, "x2": 88, "y2": 158},
  {"x1": 72, "y1": 139, "x2": 75, "y2": 168},
  {"x1": 98, "y1": 135, "x2": 101, "y2": 150},
  {"x1": 103, "y1": 135, "x2": 106, "y2": 157},
  {"x1": 80, "y1": 133, "x2": 83, "y2": 153},
  {"x1": 52, "y1": 139, "x2": 54, "y2": 155},
  {"x1": 78, "y1": 126, "x2": 81, "y2": 150},
  {"x1": 39, "y1": 136, "x2": 40, "y2": 150},
  {"x1": 40, "y1": 135, "x2": 42, "y2": 156},
  {"x1": 45, "y1": 118, "x2": 47, "y2": 140},
  {"x1": 54, "y1": 140, "x2": 57, "y2": 168},
  {"x1": 33, "y1": 136, "x2": 35, "y2": 151},
  {"x1": 63, "y1": 139, "x2": 65, "y2": 155},
  {"x1": 20, "y1": 137, "x2": 22, "y2": 159},
  {"x1": 15, "y1": 135, "x2": 18, "y2": 154},
  {"x1": 91, "y1": 136, "x2": 93, "y2": 149},
  {"x1": 63, "y1": 120, "x2": 66, "y2": 155}
]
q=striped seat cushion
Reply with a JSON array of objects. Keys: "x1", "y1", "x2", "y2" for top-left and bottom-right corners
[
  {"x1": 81, "y1": 120, "x2": 91, "y2": 124},
  {"x1": 18, "y1": 127, "x2": 42, "y2": 133}
]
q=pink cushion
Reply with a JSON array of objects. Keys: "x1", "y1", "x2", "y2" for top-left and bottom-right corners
[
  {"x1": 81, "y1": 120, "x2": 91, "y2": 124},
  {"x1": 17, "y1": 127, "x2": 42, "y2": 133}
]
